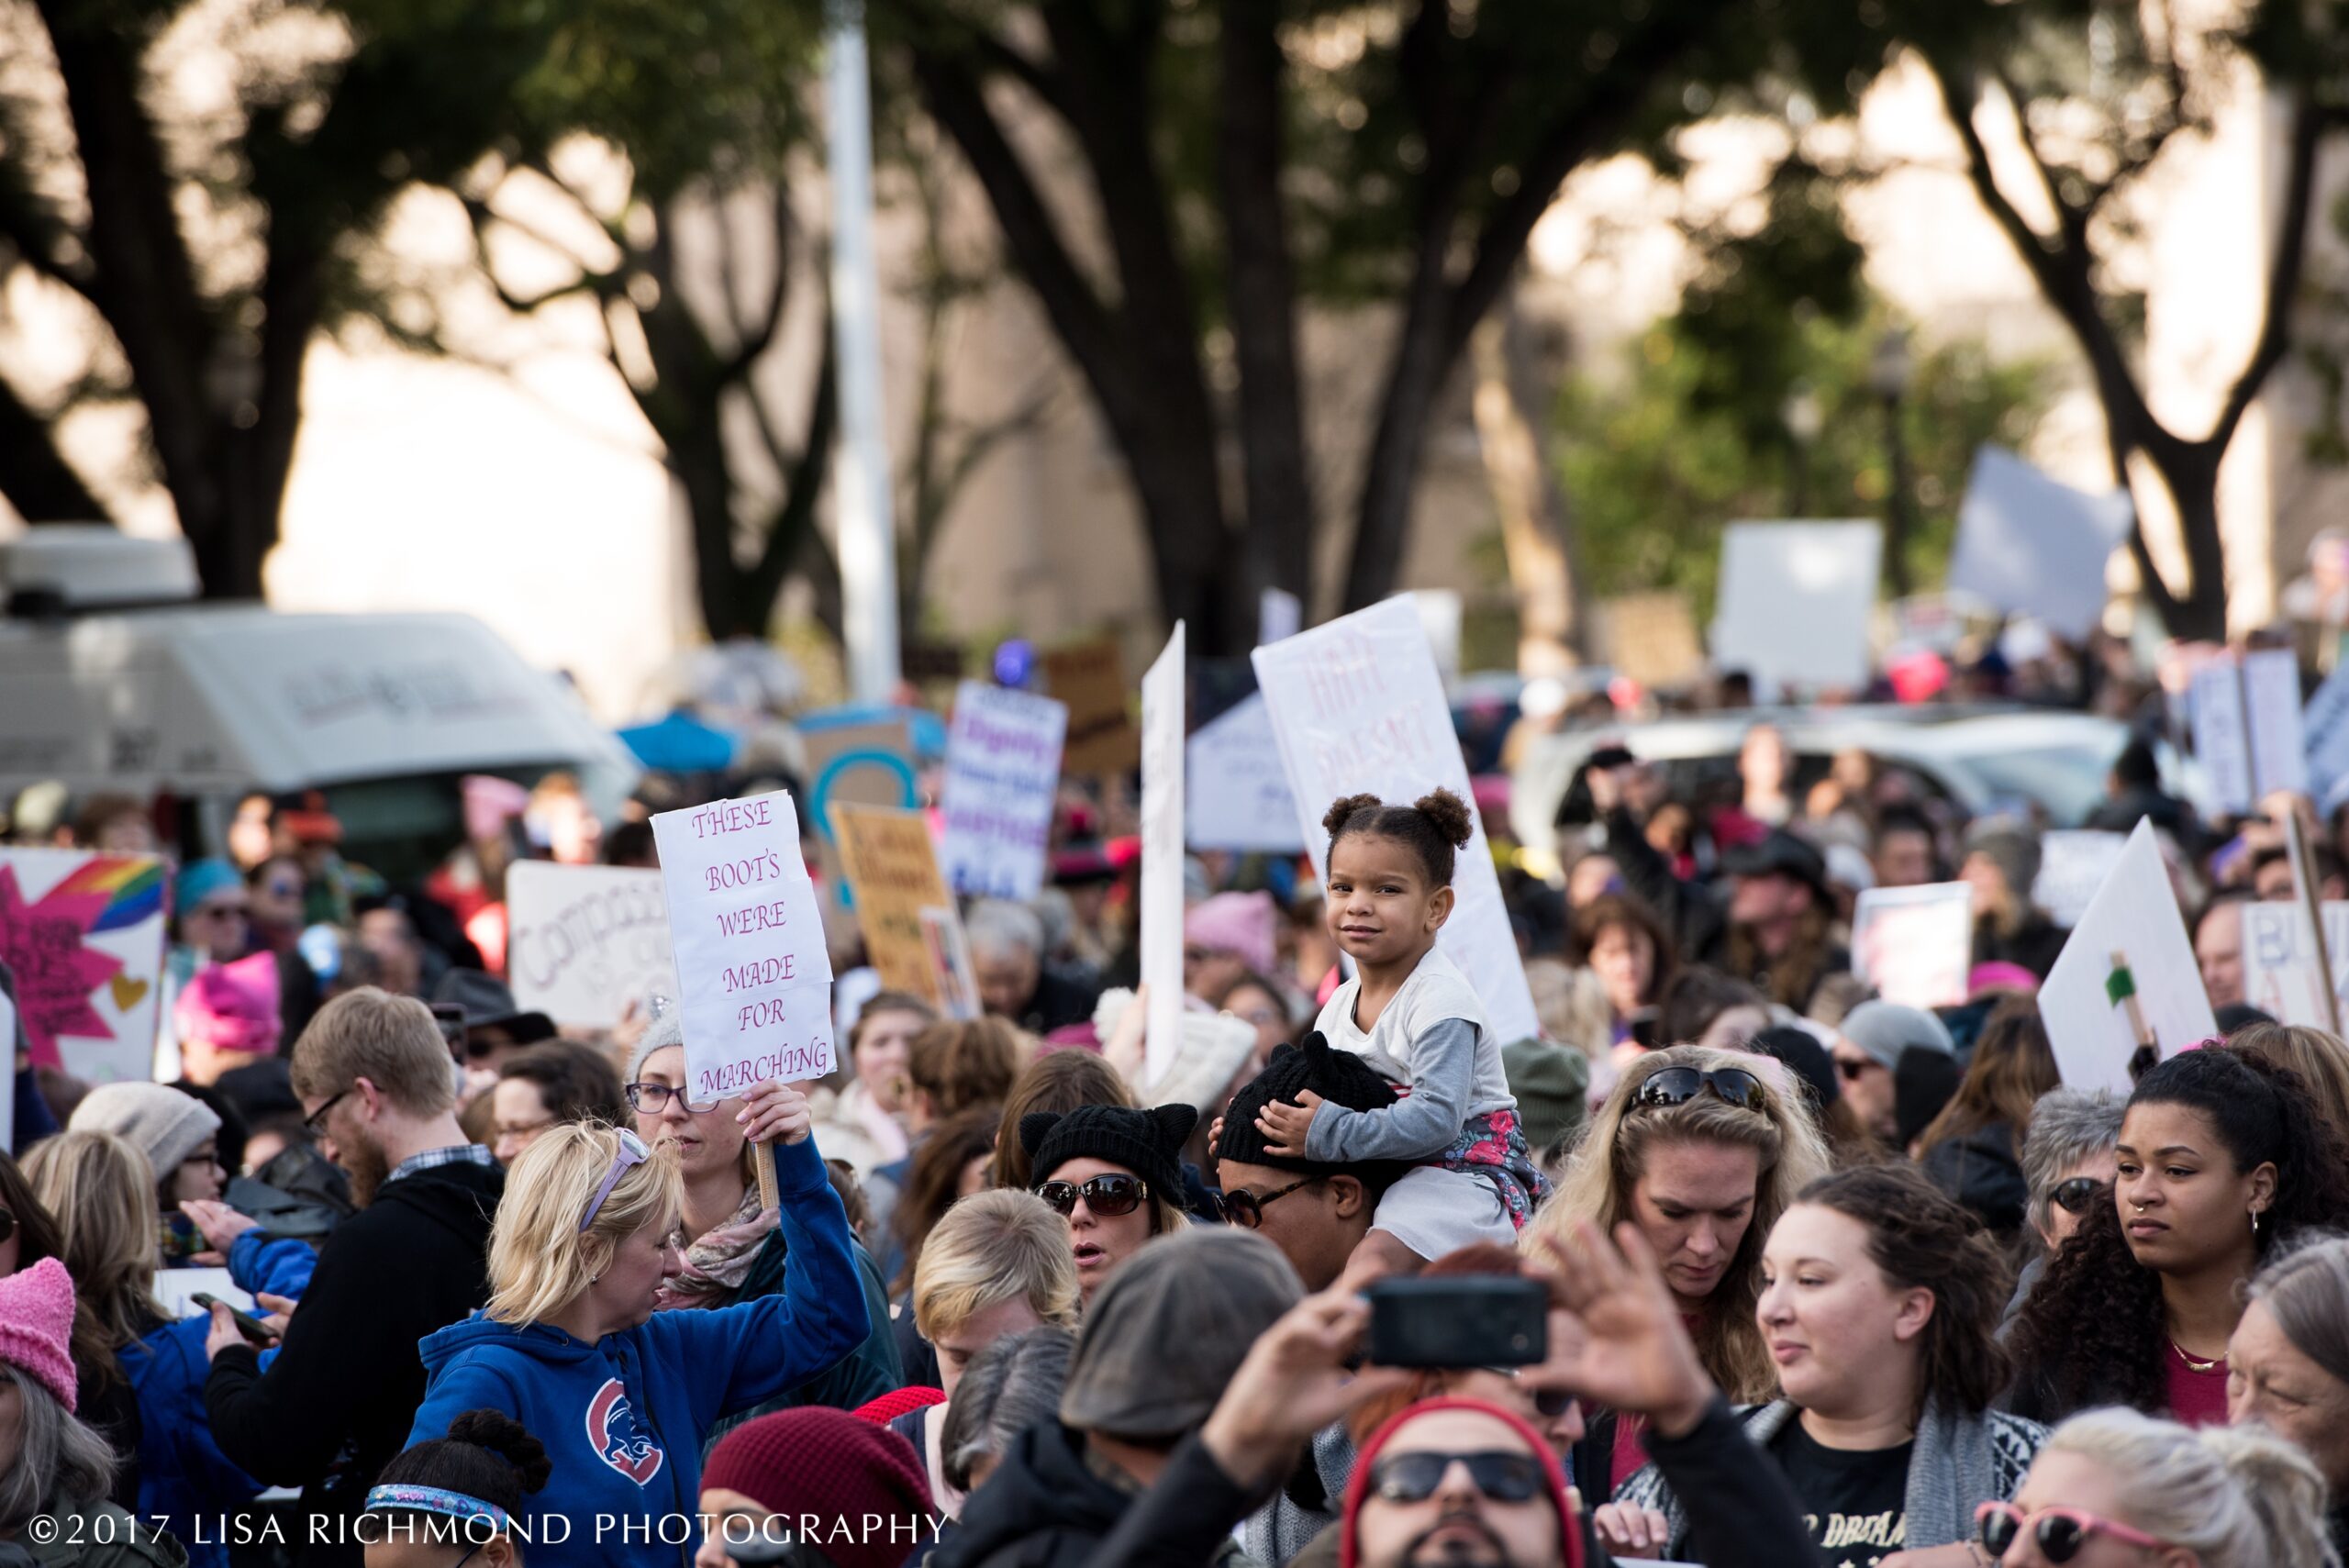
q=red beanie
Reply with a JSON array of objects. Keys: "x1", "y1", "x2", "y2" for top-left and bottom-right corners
[
  {"x1": 702, "y1": 1407, "x2": 934, "y2": 1568},
  {"x1": 1339, "y1": 1396, "x2": 1582, "y2": 1568}
]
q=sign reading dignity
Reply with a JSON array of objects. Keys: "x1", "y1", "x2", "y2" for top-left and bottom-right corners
[
  {"x1": 506, "y1": 863, "x2": 676, "y2": 1028},
  {"x1": 940, "y1": 681, "x2": 1069, "y2": 901},
  {"x1": 651, "y1": 791, "x2": 836, "y2": 1103}
]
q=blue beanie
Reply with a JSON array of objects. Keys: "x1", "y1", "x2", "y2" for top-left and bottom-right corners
[{"x1": 174, "y1": 859, "x2": 243, "y2": 919}]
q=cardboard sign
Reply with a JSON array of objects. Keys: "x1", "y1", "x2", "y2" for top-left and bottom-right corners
[
  {"x1": 830, "y1": 804, "x2": 958, "y2": 1009},
  {"x1": 506, "y1": 863, "x2": 677, "y2": 1028},
  {"x1": 2242, "y1": 901, "x2": 2349, "y2": 1029},
  {"x1": 2037, "y1": 820, "x2": 2215, "y2": 1095},
  {"x1": 0, "y1": 849, "x2": 167, "y2": 1083},
  {"x1": 1139, "y1": 624, "x2": 1187, "y2": 1084},
  {"x1": 1710, "y1": 521, "x2": 1883, "y2": 695},
  {"x1": 1598, "y1": 593, "x2": 1705, "y2": 691},
  {"x1": 940, "y1": 682, "x2": 1069, "y2": 901},
  {"x1": 1043, "y1": 639, "x2": 1139, "y2": 776},
  {"x1": 1186, "y1": 695, "x2": 1306, "y2": 853},
  {"x1": 1852, "y1": 882, "x2": 1974, "y2": 1010},
  {"x1": 651, "y1": 791, "x2": 837, "y2": 1100},
  {"x1": 2033, "y1": 830, "x2": 2130, "y2": 929},
  {"x1": 1946, "y1": 447, "x2": 2133, "y2": 640},
  {"x1": 1252, "y1": 597, "x2": 1540, "y2": 1044},
  {"x1": 803, "y1": 720, "x2": 919, "y2": 830}
]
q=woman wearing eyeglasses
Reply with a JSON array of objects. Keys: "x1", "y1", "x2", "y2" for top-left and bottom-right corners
[
  {"x1": 626, "y1": 1013, "x2": 900, "y2": 1414},
  {"x1": 2007, "y1": 1048, "x2": 2349, "y2": 1429},
  {"x1": 1608, "y1": 1164, "x2": 2045, "y2": 1567},
  {"x1": 2225, "y1": 1235, "x2": 2349, "y2": 1553},
  {"x1": 1521, "y1": 1045, "x2": 1832, "y2": 1507},
  {"x1": 405, "y1": 1103, "x2": 868, "y2": 1568},
  {"x1": 1019, "y1": 1103, "x2": 1197, "y2": 1306},
  {"x1": 1980, "y1": 1408, "x2": 2331, "y2": 1568}
]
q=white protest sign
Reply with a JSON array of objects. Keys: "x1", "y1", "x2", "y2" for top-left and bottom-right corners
[
  {"x1": 1946, "y1": 447, "x2": 2132, "y2": 640},
  {"x1": 153, "y1": 1267, "x2": 250, "y2": 1319},
  {"x1": 1252, "y1": 596, "x2": 1540, "y2": 1043},
  {"x1": 939, "y1": 682, "x2": 1069, "y2": 901},
  {"x1": 2305, "y1": 660, "x2": 2349, "y2": 807},
  {"x1": 1140, "y1": 624, "x2": 1187, "y2": 1084},
  {"x1": 2033, "y1": 830, "x2": 2130, "y2": 929},
  {"x1": 1710, "y1": 522, "x2": 1882, "y2": 695},
  {"x1": 1259, "y1": 588, "x2": 1302, "y2": 646},
  {"x1": 1852, "y1": 882, "x2": 1974, "y2": 1010},
  {"x1": 2189, "y1": 661, "x2": 2255, "y2": 816},
  {"x1": 2241, "y1": 901, "x2": 2349, "y2": 1029},
  {"x1": 2038, "y1": 820, "x2": 2215, "y2": 1095},
  {"x1": 506, "y1": 863, "x2": 676, "y2": 1028},
  {"x1": 650, "y1": 791, "x2": 837, "y2": 1102},
  {"x1": 0, "y1": 849, "x2": 167, "y2": 1085},
  {"x1": 2244, "y1": 648, "x2": 2309, "y2": 800},
  {"x1": 1186, "y1": 695, "x2": 1306, "y2": 853}
]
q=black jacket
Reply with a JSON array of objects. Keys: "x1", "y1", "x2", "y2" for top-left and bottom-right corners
[
  {"x1": 931, "y1": 1419, "x2": 1140, "y2": 1568},
  {"x1": 1920, "y1": 1122, "x2": 2031, "y2": 1237},
  {"x1": 1072, "y1": 1396, "x2": 1818, "y2": 1568},
  {"x1": 204, "y1": 1159, "x2": 502, "y2": 1566},
  {"x1": 1017, "y1": 967, "x2": 1102, "y2": 1038},
  {"x1": 1972, "y1": 914, "x2": 2067, "y2": 982}
]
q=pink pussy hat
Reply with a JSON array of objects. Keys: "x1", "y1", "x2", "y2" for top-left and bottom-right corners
[{"x1": 0, "y1": 1257, "x2": 81, "y2": 1413}]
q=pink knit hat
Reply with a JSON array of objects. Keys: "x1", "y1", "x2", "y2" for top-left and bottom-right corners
[
  {"x1": 174, "y1": 949, "x2": 283, "y2": 1060},
  {"x1": 1184, "y1": 892, "x2": 1277, "y2": 976},
  {"x1": 0, "y1": 1257, "x2": 81, "y2": 1412}
]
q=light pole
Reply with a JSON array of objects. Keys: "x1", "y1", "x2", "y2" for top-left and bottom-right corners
[
  {"x1": 1782, "y1": 382, "x2": 1823, "y2": 517},
  {"x1": 1871, "y1": 327, "x2": 1915, "y2": 598}
]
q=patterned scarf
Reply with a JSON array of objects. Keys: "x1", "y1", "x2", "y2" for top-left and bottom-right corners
[{"x1": 652, "y1": 1182, "x2": 780, "y2": 1311}]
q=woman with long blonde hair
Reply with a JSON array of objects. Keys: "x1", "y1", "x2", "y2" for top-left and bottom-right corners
[
  {"x1": 24, "y1": 1129, "x2": 312, "y2": 1568},
  {"x1": 1522, "y1": 1044, "x2": 1831, "y2": 1505},
  {"x1": 403, "y1": 1081, "x2": 867, "y2": 1568}
]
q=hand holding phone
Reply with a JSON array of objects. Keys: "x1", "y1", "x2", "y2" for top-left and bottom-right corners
[
  {"x1": 191, "y1": 1292, "x2": 280, "y2": 1348},
  {"x1": 1364, "y1": 1276, "x2": 1548, "y2": 1368}
]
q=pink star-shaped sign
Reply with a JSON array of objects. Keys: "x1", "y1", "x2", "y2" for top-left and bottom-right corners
[{"x1": 0, "y1": 863, "x2": 127, "y2": 1066}]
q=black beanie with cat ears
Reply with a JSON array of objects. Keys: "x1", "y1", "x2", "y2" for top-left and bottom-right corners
[{"x1": 1021, "y1": 1102, "x2": 1197, "y2": 1206}]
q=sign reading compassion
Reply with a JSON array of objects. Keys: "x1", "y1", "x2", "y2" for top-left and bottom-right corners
[{"x1": 651, "y1": 790, "x2": 836, "y2": 1101}]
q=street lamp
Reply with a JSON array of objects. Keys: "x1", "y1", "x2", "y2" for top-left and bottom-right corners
[
  {"x1": 1871, "y1": 327, "x2": 1915, "y2": 597},
  {"x1": 1782, "y1": 382, "x2": 1823, "y2": 517}
]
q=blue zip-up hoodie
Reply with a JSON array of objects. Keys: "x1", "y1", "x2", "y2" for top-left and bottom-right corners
[
  {"x1": 406, "y1": 1137, "x2": 867, "y2": 1568},
  {"x1": 124, "y1": 1232, "x2": 316, "y2": 1568}
]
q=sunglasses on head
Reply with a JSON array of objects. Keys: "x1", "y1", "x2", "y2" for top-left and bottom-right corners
[
  {"x1": 1213, "y1": 1176, "x2": 1318, "y2": 1230},
  {"x1": 1976, "y1": 1501, "x2": 2163, "y2": 1563},
  {"x1": 2051, "y1": 1176, "x2": 2108, "y2": 1216},
  {"x1": 1631, "y1": 1066, "x2": 1766, "y2": 1112},
  {"x1": 1034, "y1": 1173, "x2": 1148, "y2": 1218},
  {"x1": 1366, "y1": 1450, "x2": 1545, "y2": 1506}
]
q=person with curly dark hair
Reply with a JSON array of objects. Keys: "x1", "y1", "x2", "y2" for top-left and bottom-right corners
[
  {"x1": 362, "y1": 1407, "x2": 551, "y2": 1567},
  {"x1": 1608, "y1": 1163, "x2": 2045, "y2": 1566},
  {"x1": 2007, "y1": 1045, "x2": 2349, "y2": 1428}
]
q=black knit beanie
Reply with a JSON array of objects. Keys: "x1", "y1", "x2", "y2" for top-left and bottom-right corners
[
  {"x1": 1021, "y1": 1103, "x2": 1197, "y2": 1206},
  {"x1": 1214, "y1": 1032, "x2": 1399, "y2": 1175}
]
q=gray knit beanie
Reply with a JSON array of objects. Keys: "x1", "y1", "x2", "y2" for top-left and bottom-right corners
[
  {"x1": 71, "y1": 1081, "x2": 221, "y2": 1181},
  {"x1": 627, "y1": 1008, "x2": 684, "y2": 1086}
]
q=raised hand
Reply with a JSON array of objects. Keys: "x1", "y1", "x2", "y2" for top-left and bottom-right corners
[
  {"x1": 738, "y1": 1080, "x2": 813, "y2": 1146},
  {"x1": 1522, "y1": 1220, "x2": 1715, "y2": 1440}
]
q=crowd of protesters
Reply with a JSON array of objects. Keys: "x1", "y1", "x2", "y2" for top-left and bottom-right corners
[{"x1": 13, "y1": 639, "x2": 2349, "y2": 1568}]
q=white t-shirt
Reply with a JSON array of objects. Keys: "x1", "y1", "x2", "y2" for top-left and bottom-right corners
[{"x1": 1313, "y1": 946, "x2": 1512, "y2": 1119}]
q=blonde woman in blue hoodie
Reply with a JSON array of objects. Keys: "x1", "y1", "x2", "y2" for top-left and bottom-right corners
[{"x1": 405, "y1": 1082, "x2": 867, "y2": 1568}]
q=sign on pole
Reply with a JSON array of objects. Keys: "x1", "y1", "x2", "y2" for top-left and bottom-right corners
[
  {"x1": 1139, "y1": 624, "x2": 1186, "y2": 1084},
  {"x1": 1852, "y1": 882, "x2": 1974, "y2": 1010},
  {"x1": 2190, "y1": 649, "x2": 2308, "y2": 815},
  {"x1": 2242, "y1": 901, "x2": 2349, "y2": 1029},
  {"x1": 0, "y1": 849, "x2": 167, "y2": 1084},
  {"x1": 2038, "y1": 820, "x2": 2215, "y2": 1095},
  {"x1": 651, "y1": 791, "x2": 837, "y2": 1109},
  {"x1": 939, "y1": 682, "x2": 1068, "y2": 901},
  {"x1": 1710, "y1": 522, "x2": 1882, "y2": 695},
  {"x1": 507, "y1": 863, "x2": 677, "y2": 1028},
  {"x1": 1252, "y1": 597, "x2": 1540, "y2": 1044},
  {"x1": 1186, "y1": 695, "x2": 1305, "y2": 853},
  {"x1": 831, "y1": 803, "x2": 962, "y2": 1011},
  {"x1": 1044, "y1": 639, "x2": 1140, "y2": 776}
]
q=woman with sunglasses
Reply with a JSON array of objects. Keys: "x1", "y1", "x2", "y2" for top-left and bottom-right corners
[
  {"x1": 627, "y1": 1013, "x2": 900, "y2": 1412},
  {"x1": 1525, "y1": 1044, "x2": 1832, "y2": 1506},
  {"x1": 2008, "y1": 1089, "x2": 2123, "y2": 1320},
  {"x1": 1020, "y1": 1103, "x2": 1197, "y2": 1306},
  {"x1": 1981, "y1": 1408, "x2": 2332, "y2": 1568},
  {"x1": 1608, "y1": 1164, "x2": 2044, "y2": 1567},
  {"x1": 362, "y1": 1408, "x2": 550, "y2": 1568},
  {"x1": 406, "y1": 1103, "x2": 868, "y2": 1568},
  {"x1": 2007, "y1": 1047, "x2": 2349, "y2": 1428}
]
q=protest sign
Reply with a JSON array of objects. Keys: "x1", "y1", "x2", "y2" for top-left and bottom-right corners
[
  {"x1": 939, "y1": 682, "x2": 1068, "y2": 901},
  {"x1": 2032, "y1": 830, "x2": 2129, "y2": 929},
  {"x1": 2188, "y1": 650, "x2": 2307, "y2": 815},
  {"x1": 2305, "y1": 659, "x2": 2349, "y2": 806},
  {"x1": 918, "y1": 906, "x2": 982, "y2": 1020},
  {"x1": 802, "y1": 719, "x2": 919, "y2": 830},
  {"x1": 651, "y1": 791, "x2": 836, "y2": 1113},
  {"x1": 1710, "y1": 522, "x2": 1882, "y2": 695},
  {"x1": 1139, "y1": 624, "x2": 1186, "y2": 1084},
  {"x1": 1043, "y1": 639, "x2": 1139, "y2": 776},
  {"x1": 153, "y1": 1267, "x2": 250, "y2": 1319},
  {"x1": 1252, "y1": 596, "x2": 1540, "y2": 1044},
  {"x1": 830, "y1": 803, "x2": 960, "y2": 1010},
  {"x1": 506, "y1": 863, "x2": 676, "y2": 1028},
  {"x1": 1598, "y1": 593, "x2": 1706, "y2": 691},
  {"x1": 1946, "y1": 447, "x2": 2132, "y2": 640},
  {"x1": 1852, "y1": 882, "x2": 1974, "y2": 1010},
  {"x1": 2245, "y1": 648, "x2": 2309, "y2": 801},
  {"x1": 2038, "y1": 820, "x2": 2215, "y2": 1095},
  {"x1": 1186, "y1": 695, "x2": 1306, "y2": 853},
  {"x1": 0, "y1": 849, "x2": 166, "y2": 1084},
  {"x1": 0, "y1": 991, "x2": 13, "y2": 1152},
  {"x1": 1259, "y1": 588, "x2": 1303, "y2": 646},
  {"x1": 2242, "y1": 901, "x2": 2349, "y2": 1030}
]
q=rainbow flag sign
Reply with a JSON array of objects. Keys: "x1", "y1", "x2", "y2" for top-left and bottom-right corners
[{"x1": 0, "y1": 849, "x2": 169, "y2": 1084}]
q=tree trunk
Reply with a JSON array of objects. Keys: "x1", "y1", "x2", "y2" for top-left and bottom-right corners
[
  {"x1": 0, "y1": 379, "x2": 107, "y2": 522},
  {"x1": 2139, "y1": 438, "x2": 2231, "y2": 642},
  {"x1": 1469, "y1": 303, "x2": 1583, "y2": 672}
]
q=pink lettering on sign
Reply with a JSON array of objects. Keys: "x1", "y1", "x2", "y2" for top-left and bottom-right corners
[
  {"x1": 688, "y1": 798, "x2": 777, "y2": 839},
  {"x1": 696, "y1": 1042, "x2": 832, "y2": 1098},
  {"x1": 1301, "y1": 632, "x2": 1386, "y2": 723}
]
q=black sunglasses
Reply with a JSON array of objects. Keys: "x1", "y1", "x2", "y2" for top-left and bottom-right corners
[
  {"x1": 1977, "y1": 1503, "x2": 2163, "y2": 1563},
  {"x1": 1034, "y1": 1174, "x2": 1148, "y2": 1218},
  {"x1": 304, "y1": 1088, "x2": 351, "y2": 1138},
  {"x1": 1215, "y1": 1177, "x2": 1319, "y2": 1230},
  {"x1": 1366, "y1": 1450, "x2": 1545, "y2": 1506},
  {"x1": 2051, "y1": 1176, "x2": 2108, "y2": 1216},
  {"x1": 1632, "y1": 1066, "x2": 1766, "y2": 1112}
]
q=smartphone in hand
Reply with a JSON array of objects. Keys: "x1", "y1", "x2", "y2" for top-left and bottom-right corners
[
  {"x1": 191, "y1": 1292, "x2": 280, "y2": 1347},
  {"x1": 1364, "y1": 1276, "x2": 1548, "y2": 1368}
]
